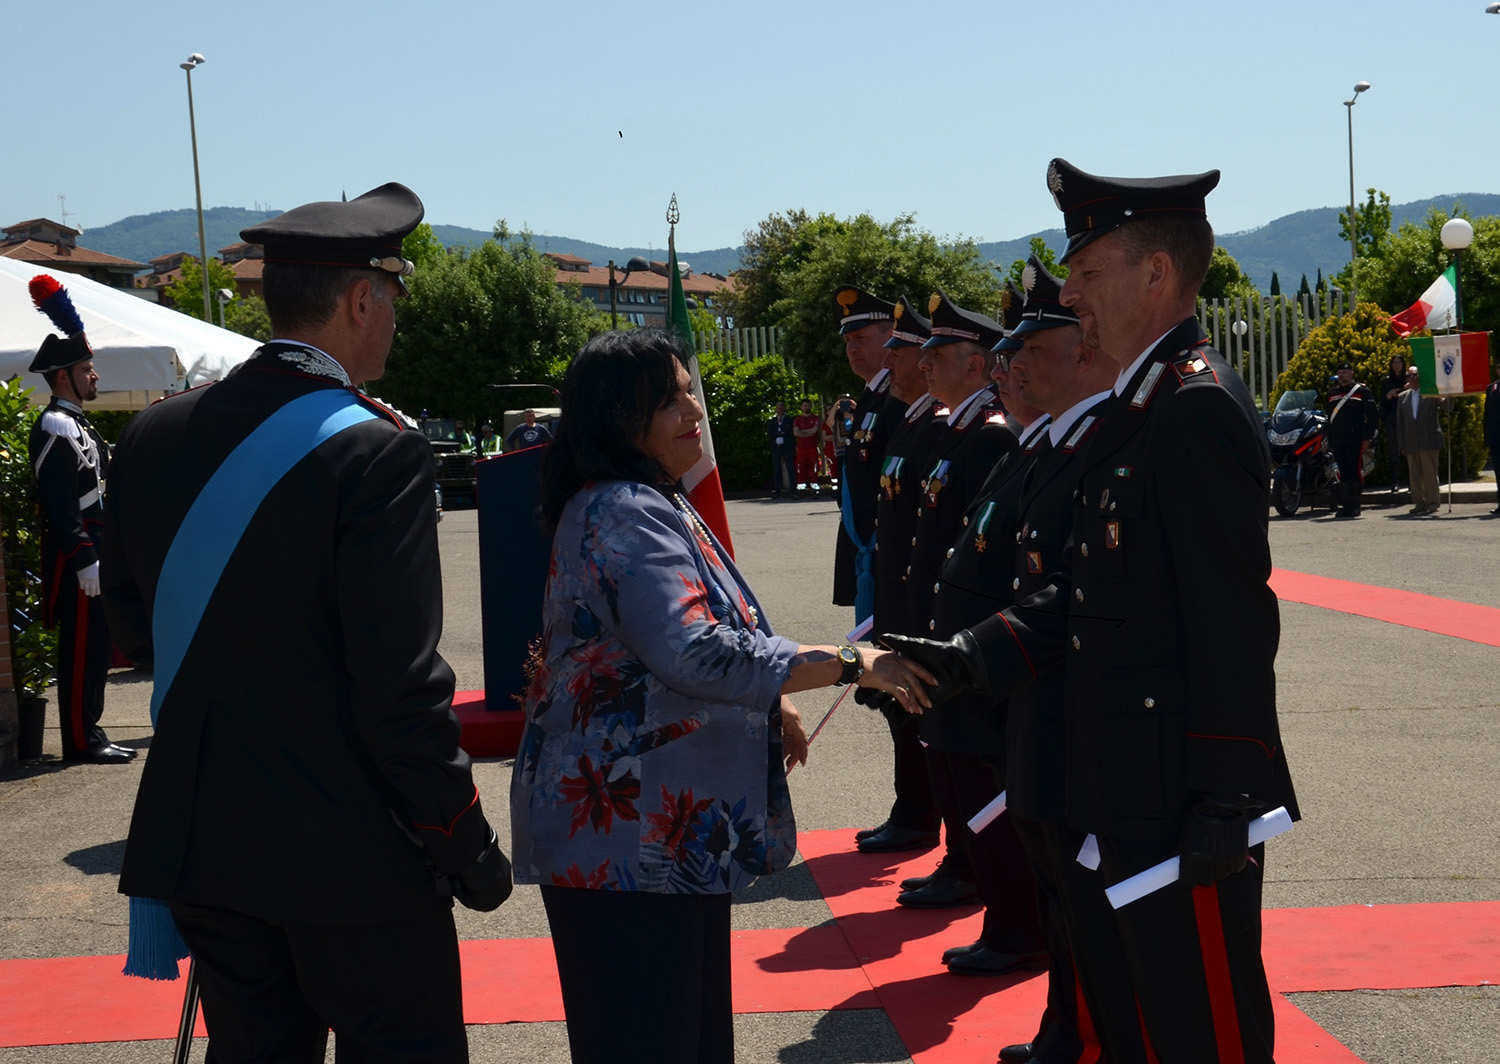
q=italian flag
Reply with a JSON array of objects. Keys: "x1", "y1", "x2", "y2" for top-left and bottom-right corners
[
  {"x1": 1389, "y1": 265, "x2": 1457, "y2": 337},
  {"x1": 1409, "y1": 332, "x2": 1491, "y2": 396},
  {"x1": 666, "y1": 220, "x2": 735, "y2": 558}
]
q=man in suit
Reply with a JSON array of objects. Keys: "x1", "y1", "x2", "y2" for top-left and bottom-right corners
[
  {"x1": 888, "y1": 160, "x2": 1298, "y2": 1064},
  {"x1": 1398, "y1": 364, "x2": 1445, "y2": 515},
  {"x1": 767, "y1": 401, "x2": 795, "y2": 498},
  {"x1": 857, "y1": 295, "x2": 944, "y2": 854},
  {"x1": 27, "y1": 294, "x2": 132, "y2": 764},
  {"x1": 832, "y1": 286, "x2": 902, "y2": 619},
  {"x1": 101, "y1": 184, "x2": 511, "y2": 1061}
]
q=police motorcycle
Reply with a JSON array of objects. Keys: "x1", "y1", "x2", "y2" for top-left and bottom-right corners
[{"x1": 1266, "y1": 389, "x2": 1339, "y2": 516}]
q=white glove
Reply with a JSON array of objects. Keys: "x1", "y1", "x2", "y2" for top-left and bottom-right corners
[{"x1": 77, "y1": 561, "x2": 100, "y2": 598}]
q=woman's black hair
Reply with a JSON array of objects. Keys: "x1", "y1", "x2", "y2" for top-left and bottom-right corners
[{"x1": 540, "y1": 328, "x2": 691, "y2": 530}]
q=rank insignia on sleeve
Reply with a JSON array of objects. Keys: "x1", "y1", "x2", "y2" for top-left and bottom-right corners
[
  {"x1": 1027, "y1": 551, "x2": 1043, "y2": 573},
  {"x1": 1105, "y1": 521, "x2": 1121, "y2": 550},
  {"x1": 1172, "y1": 351, "x2": 1217, "y2": 382}
]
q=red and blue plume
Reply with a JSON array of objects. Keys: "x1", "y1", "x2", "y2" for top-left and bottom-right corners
[{"x1": 29, "y1": 275, "x2": 86, "y2": 338}]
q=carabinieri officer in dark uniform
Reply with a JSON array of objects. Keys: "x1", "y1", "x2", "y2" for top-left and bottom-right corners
[
  {"x1": 832, "y1": 286, "x2": 902, "y2": 620},
  {"x1": 902, "y1": 291, "x2": 1041, "y2": 973},
  {"x1": 26, "y1": 279, "x2": 131, "y2": 764},
  {"x1": 102, "y1": 184, "x2": 511, "y2": 1061},
  {"x1": 888, "y1": 160, "x2": 1298, "y2": 1064},
  {"x1": 1327, "y1": 361, "x2": 1378, "y2": 518},
  {"x1": 856, "y1": 295, "x2": 945, "y2": 853}
]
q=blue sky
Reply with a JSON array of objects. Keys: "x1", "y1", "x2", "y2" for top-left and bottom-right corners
[{"x1": 8, "y1": 1, "x2": 1498, "y2": 251}]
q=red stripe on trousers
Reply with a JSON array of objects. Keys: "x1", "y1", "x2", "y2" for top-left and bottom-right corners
[
  {"x1": 1191, "y1": 882, "x2": 1246, "y2": 1064},
  {"x1": 1073, "y1": 956, "x2": 1102, "y2": 1064},
  {"x1": 1136, "y1": 997, "x2": 1160, "y2": 1064},
  {"x1": 68, "y1": 588, "x2": 89, "y2": 750}
]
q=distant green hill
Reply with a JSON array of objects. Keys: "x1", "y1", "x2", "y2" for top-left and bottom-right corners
[{"x1": 80, "y1": 194, "x2": 1500, "y2": 290}]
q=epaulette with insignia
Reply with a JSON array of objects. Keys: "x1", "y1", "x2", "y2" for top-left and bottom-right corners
[
  {"x1": 1062, "y1": 414, "x2": 1099, "y2": 452},
  {"x1": 38, "y1": 410, "x2": 82, "y2": 439},
  {"x1": 985, "y1": 411, "x2": 1008, "y2": 426},
  {"x1": 1171, "y1": 349, "x2": 1217, "y2": 384}
]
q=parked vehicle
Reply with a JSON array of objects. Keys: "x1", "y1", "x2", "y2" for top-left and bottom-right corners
[
  {"x1": 419, "y1": 417, "x2": 478, "y2": 508},
  {"x1": 1266, "y1": 389, "x2": 1339, "y2": 517}
]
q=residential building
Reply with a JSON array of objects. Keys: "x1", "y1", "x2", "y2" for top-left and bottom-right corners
[
  {"x1": 545, "y1": 252, "x2": 732, "y2": 327},
  {"x1": 1, "y1": 218, "x2": 147, "y2": 289}
]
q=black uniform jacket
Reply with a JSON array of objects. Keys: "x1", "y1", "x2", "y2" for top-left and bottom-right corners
[
  {"x1": 971, "y1": 320, "x2": 1298, "y2": 841},
  {"x1": 30, "y1": 400, "x2": 109, "y2": 626},
  {"x1": 1486, "y1": 380, "x2": 1500, "y2": 449},
  {"x1": 101, "y1": 348, "x2": 490, "y2": 926},
  {"x1": 872, "y1": 395, "x2": 945, "y2": 638},
  {"x1": 909, "y1": 388, "x2": 1017, "y2": 752},
  {"x1": 1003, "y1": 401, "x2": 1108, "y2": 822},
  {"x1": 834, "y1": 371, "x2": 900, "y2": 606},
  {"x1": 1327, "y1": 381, "x2": 1378, "y2": 440}
]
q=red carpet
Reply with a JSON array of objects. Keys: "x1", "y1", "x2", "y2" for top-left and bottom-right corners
[
  {"x1": 1272, "y1": 567, "x2": 1500, "y2": 646},
  {"x1": 4, "y1": 830, "x2": 1495, "y2": 1058},
  {"x1": 453, "y1": 689, "x2": 525, "y2": 757}
]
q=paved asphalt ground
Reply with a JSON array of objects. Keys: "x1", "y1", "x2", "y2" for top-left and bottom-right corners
[{"x1": 2, "y1": 483, "x2": 1498, "y2": 1063}]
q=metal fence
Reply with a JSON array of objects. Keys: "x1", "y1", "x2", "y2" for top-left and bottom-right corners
[
  {"x1": 693, "y1": 326, "x2": 782, "y2": 360},
  {"x1": 1196, "y1": 292, "x2": 1351, "y2": 409}
]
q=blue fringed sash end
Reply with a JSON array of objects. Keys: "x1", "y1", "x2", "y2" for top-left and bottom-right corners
[{"x1": 122, "y1": 896, "x2": 189, "y2": 980}]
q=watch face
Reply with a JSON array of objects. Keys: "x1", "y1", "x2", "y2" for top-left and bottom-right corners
[{"x1": 839, "y1": 646, "x2": 858, "y2": 665}]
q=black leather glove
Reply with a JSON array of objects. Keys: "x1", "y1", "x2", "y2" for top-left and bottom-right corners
[
  {"x1": 877, "y1": 629, "x2": 988, "y2": 700},
  {"x1": 853, "y1": 686, "x2": 898, "y2": 713},
  {"x1": 450, "y1": 828, "x2": 513, "y2": 912},
  {"x1": 1179, "y1": 795, "x2": 1259, "y2": 887}
]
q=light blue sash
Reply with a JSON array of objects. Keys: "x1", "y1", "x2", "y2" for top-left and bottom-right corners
[{"x1": 125, "y1": 389, "x2": 378, "y2": 979}]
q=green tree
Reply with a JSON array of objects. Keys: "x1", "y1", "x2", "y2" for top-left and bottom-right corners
[
  {"x1": 1006, "y1": 237, "x2": 1067, "y2": 287},
  {"x1": 1337, "y1": 188, "x2": 1394, "y2": 262},
  {"x1": 723, "y1": 209, "x2": 848, "y2": 331},
  {"x1": 1269, "y1": 271, "x2": 1281, "y2": 297},
  {"x1": 224, "y1": 294, "x2": 271, "y2": 342},
  {"x1": 402, "y1": 222, "x2": 447, "y2": 274},
  {"x1": 1201, "y1": 246, "x2": 1259, "y2": 301},
  {"x1": 0, "y1": 380, "x2": 56, "y2": 699},
  {"x1": 1298, "y1": 274, "x2": 1312, "y2": 299},
  {"x1": 1273, "y1": 302, "x2": 1485, "y2": 482},
  {"x1": 741, "y1": 211, "x2": 1002, "y2": 397},
  {"x1": 696, "y1": 349, "x2": 805, "y2": 491},
  {"x1": 164, "y1": 255, "x2": 239, "y2": 322},
  {"x1": 380, "y1": 237, "x2": 611, "y2": 423},
  {"x1": 1351, "y1": 205, "x2": 1500, "y2": 340}
]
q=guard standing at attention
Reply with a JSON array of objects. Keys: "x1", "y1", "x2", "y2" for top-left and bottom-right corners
[
  {"x1": 102, "y1": 184, "x2": 511, "y2": 1060},
  {"x1": 832, "y1": 286, "x2": 902, "y2": 620},
  {"x1": 27, "y1": 276, "x2": 131, "y2": 764},
  {"x1": 901, "y1": 291, "x2": 1040, "y2": 974},
  {"x1": 887, "y1": 160, "x2": 1298, "y2": 1064},
  {"x1": 856, "y1": 295, "x2": 945, "y2": 854},
  {"x1": 1327, "y1": 361, "x2": 1378, "y2": 518}
]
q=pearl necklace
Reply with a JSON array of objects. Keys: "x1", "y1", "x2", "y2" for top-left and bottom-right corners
[{"x1": 673, "y1": 493, "x2": 758, "y2": 629}]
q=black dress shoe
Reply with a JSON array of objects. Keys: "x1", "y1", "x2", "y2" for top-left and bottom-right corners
[
  {"x1": 941, "y1": 940, "x2": 984, "y2": 964},
  {"x1": 998, "y1": 1043, "x2": 1034, "y2": 1064},
  {"x1": 897, "y1": 875, "x2": 980, "y2": 908},
  {"x1": 900, "y1": 872, "x2": 935, "y2": 892},
  {"x1": 855, "y1": 820, "x2": 889, "y2": 842},
  {"x1": 107, "y1": 743, "x2": 138, "y2": 759},
  {"x1": 946, "y1": 945, "x2": 1047, "y2": 976},
  {"x1": 64, "y1": 743, "x2": 136, "y2": 764},
  {"x1": 857, "y1": 824, "x2": 940, "y2": 853}
]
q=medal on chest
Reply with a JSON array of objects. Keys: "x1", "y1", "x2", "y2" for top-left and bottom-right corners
[
  {"x1": 880, "y1": 454, "x2": 905, "y2": 500},
  {"x1": 854, "y1": 411, "x2": 878, "y2": 460},
  {"x1": 972, "y1": 500, "x2": 996, "y2": 554},
  {"x1": 922, "y1": 459, "x2": 950, "y2": 508}
]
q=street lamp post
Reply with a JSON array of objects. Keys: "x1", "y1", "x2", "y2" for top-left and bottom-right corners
[
  {"x1": 607, "y1": 255, "x2": 650, "y2": 329},
  {"x1": 1441, "y1": 217, "x2": 1475, "y2": 330},
  {"x1": 1344, "y1": 80, "x2": 1371, "y2": 285},
  {"x1": 180, "y1": 53, "x2": 211, "y2": 322}
]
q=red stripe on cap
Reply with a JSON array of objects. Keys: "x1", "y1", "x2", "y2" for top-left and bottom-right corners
[{"x1": 1192, "y1": 882, "x2": 1246, "y2": 1064}]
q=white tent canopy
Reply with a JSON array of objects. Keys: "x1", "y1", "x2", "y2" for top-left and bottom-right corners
[{"x1": 0, "y1": 257, "x2": 258, "y2": 409}]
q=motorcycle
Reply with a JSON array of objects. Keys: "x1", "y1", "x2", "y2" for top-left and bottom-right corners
[{"x1": 1265, "y1": 389, "x2": 1339, "y2": 517}]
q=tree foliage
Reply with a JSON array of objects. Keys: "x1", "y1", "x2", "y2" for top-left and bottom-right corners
[
  {"x1": 697, "y1": 350, "x2": 806, "y2": 492},
  {"x1": 1337, "y1": 188, "x2": 1393, "y2": 264},
  {"x1": 727, "y1": 210, "x2": 1003, "y2": 398},
  {"x1": 0, "y1": 379, "x2": 56, "y2": 698},
  {"x1": 1201, "y1": 246, "x2": 1259, "y2": 301},
  {"x1": 1006, "y1": 237, "x2": 1067, "y2": 287},
  {"x1": 165, "y1": 255, "x2": 239, "y2": 322},
  {"x1": 1273, "y1": 302, "x2": 1485, "y2": 482},
  {"x1": 224, "y1": 294, "x2": 271, "y2": 342},
  {"x1": 1347, "y1": 205, "x2": 1500, "y2": 340},
  {"x1": 379, "y1": 236, "x2": 611, "y2": 423}
]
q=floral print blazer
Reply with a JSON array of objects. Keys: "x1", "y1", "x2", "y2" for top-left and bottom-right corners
[{"x1": 510, "y1": 481, "x2": 799, "y2": 894}]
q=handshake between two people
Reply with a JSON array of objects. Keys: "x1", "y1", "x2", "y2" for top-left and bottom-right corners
[{"x1": 857, "y1": 629, "x2": 988, "y2": 714}]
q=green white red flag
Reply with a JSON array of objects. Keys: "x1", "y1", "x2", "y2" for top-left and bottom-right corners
[
  {"x1": 666, "y1": 221, "x2": 735, "y2": 558},
  {"x1": 1389, "y1": 265, "x2": 1457, "y2": 337},
  {"x1": 1409, "y1": 332, "x2": 1490, "y2": 396}
]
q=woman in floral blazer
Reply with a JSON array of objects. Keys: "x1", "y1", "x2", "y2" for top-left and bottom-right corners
[{"x1": 510, "y1": 330, "x2": 930, "y2": 1064}]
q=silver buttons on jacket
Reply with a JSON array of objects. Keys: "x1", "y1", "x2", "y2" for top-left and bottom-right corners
[
  {"x1": 1071, "y1": 635, "x2": 1081, "y2": 650},
  {"x1": 1144, "y1": 697, "x2": 1156, "y2": 709},
  {"x1": 1074, "y1": 588, "x2": 1084, "y2": 603}
]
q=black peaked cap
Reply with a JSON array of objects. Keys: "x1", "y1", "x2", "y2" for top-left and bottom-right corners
[
  {"x1": 1047, "y1": 158, "x2": 1219, "y2": 262},
  {"x1": 922, "y1": 289, "x2": 1004, "y2": 350},
  {"x1": 1011, "y1": 255, "x2": 1080, "y2": 337},
  {"x1": 833, "y1": 285, "x2": 896, "y2": 335},
  {"x1": 242, "y1": 182, "x2": 424, "y2": 275},
  {"x1": 884, "y1": 294, "x2": 933, "y2": 348}
]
